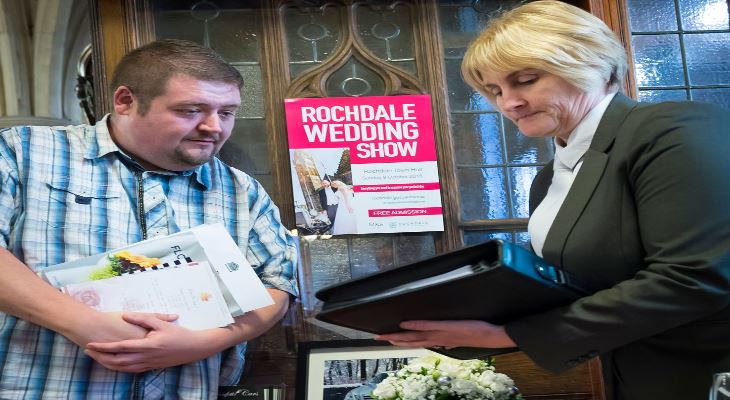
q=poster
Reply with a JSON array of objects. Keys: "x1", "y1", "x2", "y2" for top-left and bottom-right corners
[{"x1": 285, "y1": 95, "x2": 443, "y2": 235}]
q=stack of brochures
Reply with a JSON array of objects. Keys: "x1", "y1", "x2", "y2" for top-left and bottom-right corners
[{"x1": 41, "y1": 223, "x2": 273, "y2": 330}]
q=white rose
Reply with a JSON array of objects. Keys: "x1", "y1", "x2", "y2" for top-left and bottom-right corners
[
  {"x1": 401, "y1": 375, "x2": 431, "y2": 399},
  {"x1": 451, "y1": 378, "x2": 479, "y2": 395},
  {"x1": 372, "y1": 377, "x2": 399, "y2": 399},
  {"x1": 438, "y1": 362, "x2": 471, "y2": 379}
]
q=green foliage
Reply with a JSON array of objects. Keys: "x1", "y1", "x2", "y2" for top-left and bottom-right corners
[{"x1": 88, "y1": 265, "x2": 119, "y2": 281}]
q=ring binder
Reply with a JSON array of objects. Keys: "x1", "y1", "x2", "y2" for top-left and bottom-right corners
[{"x1": 315, "y1": 240, "x2": 589, "y2": 360}]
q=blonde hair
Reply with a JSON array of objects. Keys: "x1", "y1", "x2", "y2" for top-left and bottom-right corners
[{"x1": 461, "y1": 0, "x2": 627, "y2": 99}]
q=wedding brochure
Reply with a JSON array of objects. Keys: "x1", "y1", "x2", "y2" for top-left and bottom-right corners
[{"x1": 41, "y1": 223, "x2": 274, "y2": 330}]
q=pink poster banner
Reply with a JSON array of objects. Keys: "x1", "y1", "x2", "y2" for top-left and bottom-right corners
[{"x1": 285, "y1": 95, "x2": 444, "y2": 235}]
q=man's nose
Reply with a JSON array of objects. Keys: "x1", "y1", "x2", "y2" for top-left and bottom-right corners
[{"x1": 199, "y1": 113, "x2": 222, "y2": 133}]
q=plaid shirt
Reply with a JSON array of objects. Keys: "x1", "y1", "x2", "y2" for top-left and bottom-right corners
[{"x1": 0, "y1": 115, "x2": 298, "y2": 399}]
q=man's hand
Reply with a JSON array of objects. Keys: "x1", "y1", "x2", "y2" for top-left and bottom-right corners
[
  {"x1": 85, "y1": 289, "x2": 291, "y2": 373},
  {"x1": 375, "y1": 320, "x2": 516, "y2": 349},
  {"x1": 64, "y1": 311, "x2": 178, "y2": 348},
  {"x1": 85, "y1": 313, "x2": 218, "y2": 373}
]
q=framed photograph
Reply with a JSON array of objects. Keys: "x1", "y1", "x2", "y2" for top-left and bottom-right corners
[{"x1": 295, "y1": 339, "x2": 431, "y2": 400}]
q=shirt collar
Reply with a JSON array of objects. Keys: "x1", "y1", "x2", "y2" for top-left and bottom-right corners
[
  {"x1": 85, "y1": 113, "x2": 213, "y2": 190},
  {"x1": 554, "y1": 92, "x2": 617, "y2": 170}
]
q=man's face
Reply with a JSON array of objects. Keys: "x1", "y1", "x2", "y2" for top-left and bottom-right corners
[
  {"x1": 112, "y1": 74, "x2": 241, "y2": 171},
  {"x1": 322, "y1": 180, "x2": 331, "y2": 188}
]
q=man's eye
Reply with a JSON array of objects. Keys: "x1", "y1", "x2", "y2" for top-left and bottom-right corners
[
  {"x1": 219, "y1": 110, "x2": 236, "y2": 119},
  {"x1": 179, "y1": 109, "x2": 200, "y2": 115}
]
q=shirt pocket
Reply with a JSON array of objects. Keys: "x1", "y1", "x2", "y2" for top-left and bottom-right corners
[{"x1": 45, "y1": 179, "x2": 122, "y2": 232}]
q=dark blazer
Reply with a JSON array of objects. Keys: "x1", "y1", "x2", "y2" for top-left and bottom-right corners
[
  {"x1": 318, "y1": 186, "x2": 336, "y2": 210},
  {"x1": 506, "y1": 94, "x2": 730, "y2": 400}
]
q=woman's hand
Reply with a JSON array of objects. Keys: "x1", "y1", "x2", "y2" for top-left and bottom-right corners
[{"x1": 375, "y1": 320, "x2": 516, "y2": 349}]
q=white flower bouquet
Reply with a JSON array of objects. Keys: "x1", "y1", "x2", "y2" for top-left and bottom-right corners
[{"x1": 371, "y1": 355, "x2": 521, "y2": 400}]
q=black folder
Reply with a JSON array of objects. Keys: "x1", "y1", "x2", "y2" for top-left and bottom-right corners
[{"x1": 315, "y1": 240, "x2": 589, "y2": 360}]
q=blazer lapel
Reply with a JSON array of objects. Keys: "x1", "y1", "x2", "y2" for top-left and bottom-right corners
[{"x1": 541, "y1": 94, "x2": 638, "y2": 266}]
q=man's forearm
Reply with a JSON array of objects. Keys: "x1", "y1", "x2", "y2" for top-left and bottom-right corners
[
  {"x1": 203, "y1": 288, "x2": 290, "y2": 351},
  {"x1": 0, "y1": 248, "x2": 148, "y2": 345},
  {"x1": 0, "y1": 248, "x2": 96, "y2": 332}
]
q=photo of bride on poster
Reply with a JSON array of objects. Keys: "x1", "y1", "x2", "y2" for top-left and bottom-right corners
[
  {"x1": 330, "y1": 180, "x2": 357, "y2": 235},
  {"x1": 290, "y1": 147, "x2": 357, "y2": 236}
]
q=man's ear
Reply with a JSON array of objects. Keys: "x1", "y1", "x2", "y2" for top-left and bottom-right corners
[{"x1": 113, "y1": 86, "x2": 136, "y2": 115}]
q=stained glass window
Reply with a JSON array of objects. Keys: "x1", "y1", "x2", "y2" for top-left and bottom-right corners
[
  {"x1": 627, "y1": 0, "x2": 730, "y2": 109},
  {"x1": 438, "y1": 1, "x2": 553, "y2": 247}
]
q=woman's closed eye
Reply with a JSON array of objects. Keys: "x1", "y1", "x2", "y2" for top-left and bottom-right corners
[{"x1": 516, "y1": 74, "x2": 539, "y2": 86}]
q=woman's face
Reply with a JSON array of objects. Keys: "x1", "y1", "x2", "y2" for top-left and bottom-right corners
[{"x1": 477, "y1": 69, "x2": 606, "y2": 143}]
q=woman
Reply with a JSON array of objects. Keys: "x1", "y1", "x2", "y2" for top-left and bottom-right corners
[
  {"x1": 331, "y1": 180, "x2": 357, "y2": 234},
  {"x1": 377, "y1": 1, "x2": 730, "y2": 399}
]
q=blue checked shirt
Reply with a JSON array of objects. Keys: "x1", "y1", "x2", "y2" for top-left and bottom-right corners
[{"x1": 0, "y1": 115, "x2": 299, "y2": 399}]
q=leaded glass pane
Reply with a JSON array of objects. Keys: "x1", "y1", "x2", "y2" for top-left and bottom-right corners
[
  {"x1": 509, "y1": 166, "x2": 540, "y2": 219},
  {"x1": 219, "y1": 118, "x2": 270, "y2": 176},
  {"x1": 208, "y1": 11, "x2": 260, "y2": 62},
  {"x1": 349, "y1": 236, "x2": 393, "y2": 278},
  {"x1": 458, "y1": 167, "x2": 509, "y2": 220},
  {"x1": 515, "y1": 231, "x2": 530, "y2": 248},
  {"x1": 631, "y1": 34, "x2": 685, "y2": 87},
  {"x1": 626, "y1": 0, "x2": 678, "y2": 32},
  {"x1": 464, "y1": 231, "x2": 511, "y2": 245},
  {"x1": 637, "y1": 89, "x2": 689, "y2": 102},
  {"x1": 438, "y1": 2, "x2": 517, "y2": 57},
  {"x1": 356, "y1": 4, "x2": 415, "y2": 66},
  {"x1": 440, "y1": 0, "x2": 550, "y2": 238},
  {"x1": 154, "y1": 11, "x2": 205, "y2": 43},
  {"x1": 394, "y1": 235, "x2": 436, "y2": 265},
  {"x1": 235, "y1": 65, "x2": 264, "y2": 118},
  {"x1": 446, "y1": 58, "x2": 494, "y2": 112},
  {"x1": 283, "y1": 5, "x2": 341, "y2": 78},
  {"x1": 628, "y1": 1, "x2": 730, "y2": 110},
  {"x1": 451, "y1": 113, "x2": 503, "y2": 166},
  {"x1": 306, "y1": 237, "x2": 351, "y2": 294},
  {"x1": 684, "y1": 33, "x2": 730, "y2": 85},
  {"x1": 390, "y1": 61, "x2": 417, "y2": 75},
  {"x1": 503, "y1": 119, "x2": 554, "y2": 165},
  {"x1": 463, "y1": 230, "x2": 529, "y2": 248},
  {"x1": 692, "y1": 88, "x2": 730, "y2": 109},
  {"x1": 678, "y1": 0, "x2": 729, "y2": 31},
  {"x1": 326, "y1": 58, "x2": 385, "y2": 97}
]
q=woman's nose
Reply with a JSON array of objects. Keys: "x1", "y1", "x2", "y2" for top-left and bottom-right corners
[{"x1": 499, "y1": 89, "x2": 526, "y2": 111}]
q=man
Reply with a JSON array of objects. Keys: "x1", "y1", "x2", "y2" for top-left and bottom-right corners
[
  {"x1": 0, "y1": 39, "x2": 298, "y2": 399},
  {"x1": 318, "y1": 177, "x2": 339, "y2": 228}
]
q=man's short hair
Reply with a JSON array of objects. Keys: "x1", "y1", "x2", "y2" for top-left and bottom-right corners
[
  {"x1": 461, "y1": 0, "x2": 628, "y2": 99},
  {"x1": 110, "y1": 39, "x2": 244, "y2": 115}
]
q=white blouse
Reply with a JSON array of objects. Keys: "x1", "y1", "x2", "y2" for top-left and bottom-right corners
[{"x1": 528, "y1": 92, "x2": 616, "y2": 257}]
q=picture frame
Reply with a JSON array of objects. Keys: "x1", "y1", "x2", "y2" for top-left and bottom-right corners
[{"x1": 295, "y1": 339, "x2": 431, "y2": 400}]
